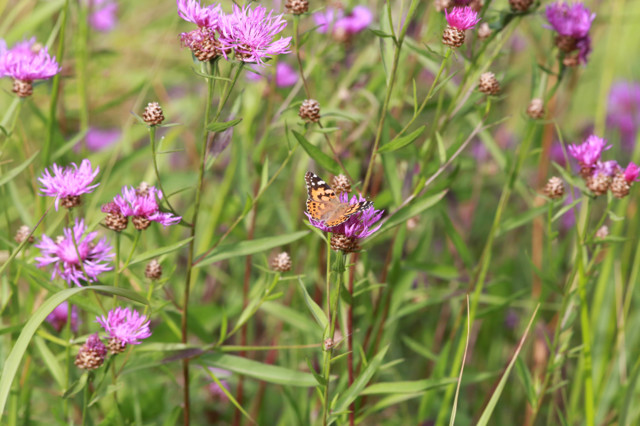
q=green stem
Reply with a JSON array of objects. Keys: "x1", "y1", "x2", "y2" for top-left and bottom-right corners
[
  {"x1": 119, "y1": 230, "x2": 141, "y2": 272},
  {"x1": 293, "y1": 16, "x2": 312, "y2": 98},
  {"x1": 76, "y1": 0, "x2": 90, "y2": 150},
  {"x1": 322, "y1": 251, "x2": 346, "y2": 426},
  {"x1": 149, "y1": 125, "x2": 181, "y2": 218},
  {"x1": 81, "y1": 373, "x2": 92, "y2": 425},
  {"x1": 43, "y1": 0, "x2": 70, "y2": 167}
]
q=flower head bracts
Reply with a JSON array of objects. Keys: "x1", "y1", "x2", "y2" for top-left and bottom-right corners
[
  {"x1": 545, "y1": 1, "x2": 595, "y2": 38},
  {"x1": 110, "y1": 185, "x2": 181, "y2": 228},
  {"x1": 35, "y1": 218, "x2": 114, "y2": 286},
  {"x1": 445, "y1": 7, "x2": 480, "y2": 31},
  {"x1": 568, "y1": 135, "x2": 610, "y2": 168},
  {"x1": 217, "y1": 4, "x2": 291, "y2": 65},
  {"x1": 38, "y1": 159, "x2": 100, "y2": 211},
  {"x1": 96, "y1": 307, "x2": 151, "y2": 346},
  {"x1": 0, "y1": 38, "x2": 60, "y2": 81},
  {"x1": 306, "y1": 192, "x2": 383, "y2": 239},
  {"x1": 177, "y1": 0, "x2": 221, "y2": 29}
]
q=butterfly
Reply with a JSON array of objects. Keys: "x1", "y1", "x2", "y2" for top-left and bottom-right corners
[{"x1": 305, "y1": 171, "x2": 372, "y2": 227}]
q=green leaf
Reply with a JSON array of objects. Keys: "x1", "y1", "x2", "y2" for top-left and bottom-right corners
[
  {"x1": 496, "y1": 204, "x2": 549, "y2": 236},
  {"x1": 369, "y1": 28, "x2": 395, "y2": 39},
  {"x1": 200, "y1": 352, "x2": 321, "y2": 387},
  {"x1": 0, "y1": 286, "x2": 148, "y2": 415},
  {"x1": 435, "y1": 131, "x2": 447, "y2": 164},
  {"x1": 476, "y1": 305, "x2": 539, "y2": 426},
  {"x1": 361, "y1": 377, "x2": 456, "y2": 395},
  {"x1": 127, "y1": 237, "x2": 194, "y2": 268},
  {"x1": 371, "y1": 191, "x2": 447, "y2": 239},
  {"x1": 33, "y1": 336, "x2": 65, "y2": 389},
  {"x1": 195, "y1": 231, "x2": 309, "y2": 267},
  {"x1": 297, "y1": 278, "x2": 329, "y2": 331},
  {"x1": 378, "y1": 126, "x2": 426, "y2": 153},
  {"x1": 292, "y1": 131, "x2": 341, "y2": 175},
  {"x1": 0, "y1": 152, "x2": 39, "y2": 187},
  {"x1": 206, "y1": 118, "x2": 243, "y2": 133},
  {"x1": 329, "y1": 345, "x2": 389, "y2": 423}
]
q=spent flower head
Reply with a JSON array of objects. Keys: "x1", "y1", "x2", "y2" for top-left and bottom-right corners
[
  {"x1": 97, "y1": 307, "x2": 152, "y2": 347},
  {"x1": 218, "y1": 4, "x2": 291, "y2": 65},
  {"x1": 35, "y1": 218, "x2": 114, "y2": 286},
  {"x1": 38, "y1": 159, "x2": 100, "y2": 210}
]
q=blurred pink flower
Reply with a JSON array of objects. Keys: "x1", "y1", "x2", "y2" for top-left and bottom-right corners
[
  {"x1": 87, "y1": 0, "x2": 118, "y2": 32},
  {"x1": 247, "y1": 62, "x2": 298, "y2": 87},
  {"x1": 46, "y1": 301, "x2": 80, "y2": 333}
]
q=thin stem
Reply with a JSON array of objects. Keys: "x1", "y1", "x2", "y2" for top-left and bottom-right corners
[
  {"x1": 347, "y1": 252, "x2": 358, "y2": 426},
  {"x1": 293, "y1": 16, "x2": 312, "y2": 99},
  {"x1": 149, "y1": 126, "x2": 182, "y2": 219},
  {"x1": 43, "y1": 0, "x2": 70, "y2": 167},
  {"x1": 119, "y1": 230, "x2": 141, "y2": 272},
  {"x1": 322, "y1": 252, "x2": 346, "y2": 426},
  {"x1": 81, "y1": 373, "x2": 92, "y2": 425}
]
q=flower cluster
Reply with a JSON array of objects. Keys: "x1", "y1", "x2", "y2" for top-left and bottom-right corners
[
  {"x1": 97, "y1": 307, "x2": 152, "y2": 353},
  {"x1": 0, "y1": 37, "x2": 61, "y2": 97},
  {"x1": 177, "y1": 0, "x2": 291, "y2": 65},
  {"x1": 607, "y1": 81, "x2": 640, "y2": 147},
  {"x1": 38, "y1": 159, "x2": 100, "y2": 210},
  {"x1": 545, "y1": 1, "x2": 595, "y2": 66},
  {"x1": 35, "y1": 218, "x2": 114, "y2": 286},
  {"x1": 102, "y1": 185, "x2": 181, "y2": 231},
  {"x1": 568, "y1": 134, "x2": 639, "y2": 198},
  {"x1": 313, "y1": 6, "x2": 373, "y2": 41},
  {"x1": 306, "y1": 192, "x2": 383, "y2": 253}
]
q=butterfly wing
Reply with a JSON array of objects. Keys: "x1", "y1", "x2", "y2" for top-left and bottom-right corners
[
  {"x1": 305, "y1": 172, "x2": 336, "y2": 201},
  {"x1": 324, "y1": 200, "x2": 373, "y2": 227}
]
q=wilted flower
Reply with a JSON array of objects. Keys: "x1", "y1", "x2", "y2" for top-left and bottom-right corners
[
  {"x1": 107, "y1": 185, "x2": 181, "y2": 230},
  {"x1": 87, "y1": 0, "x2": 118, "y2": 32},
  {"x1": 46, "y1": 301, "x2": 80, "y2": 333},
  {"x1": 0, "y1": 38, "x2": 61, "y2": 97},
  {"x1": 97, "y1": 307, "x2": 152, "y2": 353},
  {"x1": 218, "y1": 4, "x2": 291, "y2": 65},
  {"x1": 607, "y1": 81, "x2": 640, "y2": 147},
  {"x1": 35, "y1": 218, "x2": 114, "y2": 286},
  {"x1": 75, "y1": 334, "x2": 107, "y2": 370},
  {"x1": 38, "y1": 159, "x2": 100, "y2": 210}
]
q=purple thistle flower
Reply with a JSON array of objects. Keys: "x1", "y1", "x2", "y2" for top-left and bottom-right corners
[
  {"x1": 75, "y1": 127, "x2": 121, "y2": 152},
  {"x1": 38, "y1": 159, "x2": 100, "y2": 211},
  {"x1": 306, "y1": 192, "x2": 383, "y2": 239},
  {"x1": 593, "y1": 160, "x2": 620, "y2": 178},
  {"x1": 607, "y1": 81, "x2": 640, "y2": 147},
  {"x1": 545, "y1": 1, "x2": 595, "y2": 39},
  {"x1": 445, "y1": 7, "x2": 480, "y2": 31},
  {"x1": 109, "y1": 185, "x2": 181, "y2": 229},
  {"x1": 313, "y1": 6, "x2": 373, "y2": 38},
  {"x1": 87, "y1": 0, "x2": 118, "y2": 32},
  {"x1": 218, "y1": 4, "x2": 291, "y2": 65},
  {"x1": 567, "y1": 134, "x2": 610, "y2": 168},
  {"x1": 247, "y1": 62, "x2": 298, "y2": 87},
  {"x1": 46, "y1": 301, "x2": 80, "y2": 333},
  {"x1": 35, "y1": 218, "x2": 114, "y2": 286},
  {"x1": 177, "y1": 0, "x2": 221, "y2": 29},
  {"x1": 313, "y1": 8, "x2": 344, "y2": 34},
  {"x1": 623, "y1": 162, "x2": 640, "y2": 183},
  {"x1": 96, "y1": 307, "x2": 152, "y2": 347},
  {"x1": 0, "y1": 38, "x2": 60, "y2": 82}
]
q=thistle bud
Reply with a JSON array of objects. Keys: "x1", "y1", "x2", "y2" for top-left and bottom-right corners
[
  {"x1": 478, "y1": 72, "x2": 500, "y2": 95},
  {"x1": 142, "y1": 102, "x2": 165, "y2": 126},
  {"x1": 299, "y1": 99, "x2": 321, "y2": 123}
]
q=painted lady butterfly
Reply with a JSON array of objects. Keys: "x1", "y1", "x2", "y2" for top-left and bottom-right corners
[{"x1": 305, "y1": 171, "x2": 372, "y2": 227}]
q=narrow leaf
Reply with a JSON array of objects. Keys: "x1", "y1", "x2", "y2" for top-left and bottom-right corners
[
  {"x1": 207, "y1": 118, "x2": 243, "y2": 133},
  {"x1": 297, "y1": 278, "x2": 329, "y2": 331},
  {"x1": 0, "y1": 152, "x2": 39, "y2": 187},
  {"x1": 292, "y1": 131, "x2": 341, "y2": 175},
  {"x1": 127, "y1": 237, "x2": 193, "y2": 268},
  {"x1": 378, "y1": 126, "x2": 426, "y2": 153}
]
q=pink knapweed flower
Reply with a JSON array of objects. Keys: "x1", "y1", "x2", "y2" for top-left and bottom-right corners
[
  {"x1": 545, "y1": 1, "x2": 594, "y2": 39},
  {"x1": 568, "y1": 135, "x2": 610, "y2": 168},
  {"x1": 218, "y1": 4, "x2": 291, "y2": 65},
  {"x1": 38, "y1": 159, "x2": 100, "y2": 210},
  {"x1": 0, "y1": 38, "x2": 60, "y2": 81},
  {"x1": 445, "y1": 7, "x2": 481, "y2": 31},
  {"x1": 35, "y1": 218, "x2": 114, "y2": 286},
  {"x1": 607, "y1": 81, "x2": 640, "y2": 147},
  {"x1": 313, "y1": 6, "x2": 373, "y2": 38},
  {"x1": 177, "y1": 0, "x2": 221, "y2": 29},
  {"x1": 87, "y1": 0, "x2": 118, "y2": 32},
  {"x1": 247, "y1": 62, "x2": 298, "y2": 87},
  {"x1": 46, "y1": 301, "x2": 80, "y2": 333},
  {"x1": 623, "y1": 162, "x2": 640, "y2": 183},
  {"x1": 81, "y1": 127, "x2": 121, "y2": 151},
  {"x1": 97, "y1": 307, "x2": 151, "y2": 347},
  {"x1": 109, "y1": 185, "x2": 181, "y2": 229},
  {"x1": 593, "y1": 160, "x2": 620, "y2": 178}
]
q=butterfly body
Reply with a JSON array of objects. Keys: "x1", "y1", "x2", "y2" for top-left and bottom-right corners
[{"x1": 305, "y1": 172, "x2": 372, "y2": 227}]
